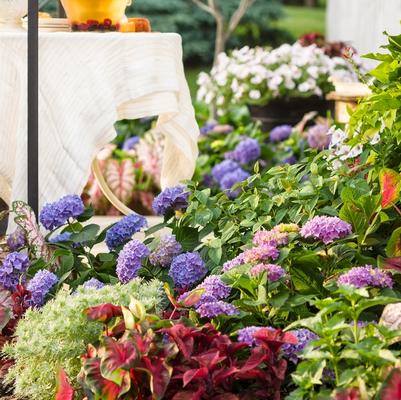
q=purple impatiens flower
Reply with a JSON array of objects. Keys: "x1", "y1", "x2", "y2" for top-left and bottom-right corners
[
  {"x1": 105, "y1": 213, "x2": 147, "y2": 251},
  {"x1": 270, "y1": 125, "x2": 292, "y2": 142},
  {"x1": 337, "y1": 265, "x2": 393, "y2": 289},
  {"x1": 0, "y1": 252, "x2": 30, "y2": 291},
  {"x1": 169, "y1": 252, "x2": 207, "y2": 288},
  {"x1": 282, "y1": 328, "x2": 319, "y2": 363},
  {"x1": 39, "y1": 195, "x2": 85, "y2": 231},
  {"x1": 300, "y1": 216, "x2": 352, "y2": 244},
  {"x1": 149, "y1": 234, "x2": 182, "y2": 268},
  {"x1": 152, "y1": 185, "x2": 190, "y2": 216},
  {"x1": 197, "y1": 300, "x2": 239, "y2": 318},
  {"x1": 27, "y1": 270, "x2": 58, "y2": 307},
  {"x1": 225, "y1": 138, "x2": 261, "y2": 165},
  {"x1": 116, "y1": 240, "x2": 150, "y2": 284}
]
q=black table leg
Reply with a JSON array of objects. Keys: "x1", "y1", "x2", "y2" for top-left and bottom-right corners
[{"x1": 28, "y1": 0, "x2": 39, "y2": 217}]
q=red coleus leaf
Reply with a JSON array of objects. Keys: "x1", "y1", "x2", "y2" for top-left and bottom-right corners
[
  {"x1": 141, "y1": 355, "x2": 174, "y2": 399},
  {"x1": 55, "y1": 368, "x2": 74, "y2": 400},
  {"x1": 162, "y1": 324, "x2": 195, "y2": 359},
  {"x1": 379, "y1": 168, "x2": 401, "y2": 209},
  {"x1": 84, "y1": 304, "x2": 122, "y2": 323},
  {"x1": 212, "y1": 366, "x2": 240, "y2": 386},
  {"x1": 215, "y1": 394, "x2": 240, "y2": 400},
  {"x1": 335, "y1": 388, "x2": 360, "y2": 400},
  {"x1": 172, "y1": 385, "x2": 205, "y2": 400},
  {"x1": 192, "y1": 349, "x2": 226, "y2": 369},
  {"x1": 378, "y1": 368, "x2": 401, "y2": 400},
  {"x1": 253, "y1": 328, "x2": 298, "y2": 354},
  {"x1": 183, "y1": 367, "x2": 209, "y2": 387},
  {"x1": 382, "y1": 257, "x2": 401, "y2": 272},
  {"x1": 239, "y1": 346, "x2": 267, "y2": 374}
]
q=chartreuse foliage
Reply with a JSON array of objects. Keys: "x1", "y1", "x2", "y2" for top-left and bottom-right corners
[{"x1": 3, "y1": 279, "x2": 163, "y2": 400}]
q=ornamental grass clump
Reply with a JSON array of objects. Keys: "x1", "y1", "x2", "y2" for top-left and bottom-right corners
[{"x1": 3, "y1": 278, "x2": 163, "y2": 400}]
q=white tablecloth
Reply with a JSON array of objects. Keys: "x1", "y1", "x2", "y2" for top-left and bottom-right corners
[{"x1": 0, "y1": 32, "x2": 199, "y2": 223}]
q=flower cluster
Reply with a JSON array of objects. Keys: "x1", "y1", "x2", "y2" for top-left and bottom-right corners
[
  {"x1": 152, "y1": 185, "x2": 190, "y2": 216},
  {"x1": 242, "y1": 245, "x2": 280, "y2": 263},
  {"x1": 282, "y1": 328, "x2": 319, "y2": 363},
  {"x1": 197, "y1": 300, "x2": 239, "y2": 318},
  {"x1": 249, "y1": 263, "x2": 285, "y2": 282},
  {"x1": 222, "y1": 253, "x2": 245, "y2": 272},
  {"x1": 27, "y1": 270, "x2": 58, "y2": 307},
  {"x1": 116, "y1": 240, "x2": 150, "y2": 284},
  {"x1": 0, "y1": 252, "x2": 30, "y2": 291},
  {"x1": 49, "y1": 232, "x2": 72, "y2": 243},
  {"x1": 39, "y1": 195, "x2": 85, "y2": 230},
  {"x1": 307, "y1": 123, "x2": 331, "y2": 150},
  {"x1": 237, "y1": 326, "x2": 275, "y2": 346},
  {"x1": 225, "y1": 138, "x2": 261, "y2": 165},
  {"x1": 300, "y1": 216, "x2": 352, "y2": 244},
  {"x1": 197, "y1": 43, "x2": 355, "y2": 114},
  {"x1": 253, "y1": 227, "x2": 290, "y2": 247},
  {"x1": 105, "y1": 213, "x2": 147, "y2": 250},
  {"x1": 337, "y1": 265, "x2": 393, "y2": 289},
  {"x1": 82, "y1": 278, "x2": 105, "y2": 290},
  {"x1": 149, "y1": 234, "x2": 182, "y2": 267},
  {"x1": 122, "y1": 136, "x2": 139, "y2": 151},
  {"x1": 200, "y1": 122, "x2": 234, "y2": 136},
  {"x1": 6, "y1": 229, "x2": 26, "y2": 252},
  {"x1": 169, "y1": 252, "x2": 207, "y2": 288},
  {"x1": 270, "y1": 125, "x2": 293, "y2": 142}
]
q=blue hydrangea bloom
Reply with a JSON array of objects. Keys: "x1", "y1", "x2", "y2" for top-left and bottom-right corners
[
  {"x1": 200, "y1": 121, "x2": 217, "y2": 135},
  {"x1": 122, "y1": 136, "x2": 140, "y2": 151},
  {"x1": 152, "y1": 185, "x2": 190, "y2": 216},
  {"x1": 83, "y1": 278, "x2": 105, "y2": 290},
  {"x1": 225, "y1": 138, "x2": 261, "y2": 164},
  {"x1": 149, "y1": 234, "x2": 182, "y2": 268},
  {"x1": 282, "y1": 156, "x2": 297, "y2": 165},
  {"x1": 105, "y1": 213, "x2": 147, "y2": 250},
  {"x1": 197, "y1": 301, "x2": 240, "y2": 318},
  {"x1": 196, "y1": 275, "x2": 231, "y2": 300},
  {"x1": 49, "y1": 232, "x2": 72, "y2": 243},
  {"x1": 211, "y1": 160, "x2": 240, "y2": 183},
  {"x1": 220, "y1": 168, "x2": 250, "y2": 198},
  {"x1": 270, "y1": 125, "x2": 292, "y2": 142},
  {"x1": 116, "y1": 240, "x2": 150, "y2": 283},
  {"x1": 27, "y1": 270, "x2": 58, "y2": 307},
  {"x1": 282, "y1": 328, "x2": 319, "y2": 363},
  {"x1": 169, "y1": 252, "x2": 207, "y2": 288},
  {"x1": 39, "y1": 195, "x2": 85, "y2": 230},
  {"x1": 0, "y1": 252, "x2": 30, "y2": 291},
  {"x1": 6, "y1": 229, "x2": 26, "y2": 251}
]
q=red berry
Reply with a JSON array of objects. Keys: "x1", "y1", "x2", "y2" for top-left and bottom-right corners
[
  {"x1": 115, "y1": 23, "x2": 120, "y2": 30},
  {"x1": 87, "y1": 19, "x2": 98, "y2": 26},
  {"x1": 79, "y1": 23, "x2": 89, "y2": 31},
  {"x1": 103, "y1": 18, "x2": 112, "y2": 26}
]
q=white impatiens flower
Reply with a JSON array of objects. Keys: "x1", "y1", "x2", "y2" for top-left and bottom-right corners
[
  {"x1": 249, "y1": 90, "x2": 261, "y2": 100},
  {"x1": 370, "y1": 133, "x2": 381, "y2": 145}
]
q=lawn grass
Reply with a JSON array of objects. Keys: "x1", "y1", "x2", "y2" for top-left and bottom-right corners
[{"x1": 275, "y1": 5, "x2": 326, "y2": 39}]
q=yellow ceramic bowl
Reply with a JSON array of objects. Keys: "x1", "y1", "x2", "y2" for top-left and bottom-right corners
[{"x1": 61, "y1": 0, "x2": 131, "y2": 29}]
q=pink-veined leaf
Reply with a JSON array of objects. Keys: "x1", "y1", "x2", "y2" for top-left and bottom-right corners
[
  {"x1": 378, "y1": 368, "x2": 401, "y2": 399},
  {"x1": 84, "y1": 304, "x2": 122, "y2": 323},
  {"x1": 379, "y1": 168, "x2": 401, "y2": 209},
  {"x1": 105, "y1": 159, "x2": 135, "y2": 203},
  {"x1": 12, "y1": 201, "x2": 52, "y2": 262},
  {"x1": 55, "y1": 368, "x2": 74, "y2": 400}
]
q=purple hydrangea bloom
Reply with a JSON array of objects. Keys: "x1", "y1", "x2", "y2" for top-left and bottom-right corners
[
  {"x1": 83, "y1": 278, "x2": 105, "y2": 290},
  {"x1": 270, "y1": 125, "x2": 292, "y2": 142},
  {"x1": 197, "y1": 300, "x2": 240, "y2": 318},
  {"x1": 27, "y1": 270, "x2": 58, "y2": 307},
  {"x1": 6, "y1": 229, "x2": 26, "y2": 251},
  {"x1": 220, "y1": 168, "x2": 250, "y2": 198},
  {"x1": 196, "y1": 275, "x2": 231, "y2": 300},
  {"x1": 149, "y1": 234, "x2": 182, "y2": 267},
  {"x1": 253, "y1": 229, "x2": 289, "y2": 247},
  {"x1": 238, "y1": 326, "x2": 263, "y2": 346},
  {"x1": 49, "y1": 232, "x2": 72, "y2": 243},
  {"x1": 300, "y1": 216, "x2": 352, "y2": 244},
  {"x1": 116, "y1": 240, "x2": 150, "y2": 284},
  {"x1": 222, "y1": 253, "x2": 245, "y2": 272},
  {"x1": 122, "y1": 136, "x2": 140, "y2": 151},
  {"x1": 242, "y1": 245, "x2": 280, "y2": 263},
  {"x1": 202, "y1": 174, "x2": 215, "y2": 188},
  {"x1": 282, "y1": 155, "x2": 297, "y2": 165},
  {"x1": 282, "y1": 328, "x2": 319, "y2": 363},
  {"x1": 169, "y1": 252, "x2": 207, "y2": 288},
  {"x1": 152, "y1": 185, "x2": 190, "y2": 216},
  {"x1": 307, "y1": 124, "x2": 330, "y2": 150},
  {"x1": 211, "y1": 160, "x2": 241, "y2": 183},
  {"x1": 337, "y1": 265, "x2": 393, "y2": 289},
  {"x1": 225, "y1": 138, "x2": 261, "y2": 165},
  {"x1": 0, "y1": 252, "x2": 30, "y2": 291},
  {"x1": 39, "y1": 195, "x2": 85, "y2": 231},
  {"x1": 200, "y1": 121, "x2": 217, "y2": 135},
  {"x1": 105, "y1": 213, "x2": 147, "y2": 251},
  {"x1": 249, "y1": 263, "x2": 285, "y2": 282}
]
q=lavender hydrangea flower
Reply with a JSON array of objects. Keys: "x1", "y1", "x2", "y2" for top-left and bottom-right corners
[
  {"x1": 152, "y1": 185, "x2": 190, "y2": 216},
  {"x1": 282, "y1": 155, "x2": 297, "y2": 165},
  {"x1": 202, "y1": 173, "x2": 215, "y2": 188},
  {"x1": 49, "y1": 232, "x2": 72, "y2": 243},
  {"x1": 197, "y1": 275, "x2": 231, "y2": 300},
  {"x1": 27, "y1": 270, "x2": 58, "y2": 307},
  {"x1": 300, "y1": 216, "x2": 352, "y2": 244},
  {"x1": 83, "y1": 278, "x2": 105, "y2": 290},
  {"x1": 211, "y1": 160, "x2": 240, "y2": 183},
  {"x1": 219, "y1": 168, "x2": 250, "y2": 198},
  {"x1": 105, "y1": 213, "x2": 147, "y2": 250},
  {"x1": 307, "y1": 124, "x2": 330, "y2": 150},
  {"x1": 249, "y1": 263, "x2": 285, "y2": 282},
  {"x1": 282, "y1": 328, "x2": 319, "y2": 363},
  {"x1": 238, "y1": 326, "x2": 263, "y2": 346},
  {"x1": 169, "y1": 252, "x2": 207, "y2": 288},
  {"x1": 6, "y1": 229, "x2": 26, "y2": 251},
  {"x1": 0, "y1": 252, "x2": 30, "y2": 291},
  {"x1": 225, "y1": 138, "x2": 261, "y2": 164},
  {"x1": 122, "y1": 136, "x2": 139, "y2": 151},
  {"x1": 337, "y1": 265, "x2": 393, "y2": 289},
  {"x1": 222, "y1": 253, "x2": 245, "y2": 272},
  {"x1": 197, "y1": 300, "x2": 240, "y2": 318},
  {"x1": 242, "y1": 245, "x2": 280, "y2": 263},
  {"x1": 149, "y1": 234, "x2": 182, "y2": 267},
  {"x1": 39, "y1": 195, "x2": 85, "y2": 230},
  {"x1": 116, "y1": 240, "x2": 150, "y2": 284},
  {"x1": 270, "y1": 125, "x2": 292, "y2": 142},
  {"x1": 200, "y1": 121, "x2": 217, "y2": 135},
  {"x1": 253, "y1": 229, "x2": 289, "y2": 247}
]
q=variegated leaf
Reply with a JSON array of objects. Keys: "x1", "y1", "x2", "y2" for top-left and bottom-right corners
[{"x1": 105, "y1": 159, "x2": 135, "y2": 203}]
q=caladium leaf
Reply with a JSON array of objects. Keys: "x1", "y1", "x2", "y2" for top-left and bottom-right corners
[
  {"x1": 84, "y1": 304, "x2": 122, "y2": 323},
  {"x1": 12, "y1": 201, "x2": 52, "y2": 262},
  {"x1": 105, "y1": 159, "x2": 135, "y2": 203},
  {"x1": 378, "y1": 368, "x2": 401, "y2": 400},
  {"x1": 379, "y1": 168, "x2": 401, "y2": 209},
  {"x1": 55, "y1": 368, "x2": 74, "y2": 400},
  {"x1": 382, "y1": 257, "x2": 401, "y2": 272},
  {"x1": 0, "y1": 288, "x2": 12, "y2": 332},
  {"x1": 179, "y1": 288, "x2": 205, "y2": 308}
]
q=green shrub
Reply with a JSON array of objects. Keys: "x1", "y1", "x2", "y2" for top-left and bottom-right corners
[{"x1": 3, "y1": 278, "x2": 163, "y2": 400}]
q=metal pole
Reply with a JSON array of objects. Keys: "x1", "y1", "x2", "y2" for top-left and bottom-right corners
[{"x1": 28, "y1": 0, "x2": 39, "y2": 217}]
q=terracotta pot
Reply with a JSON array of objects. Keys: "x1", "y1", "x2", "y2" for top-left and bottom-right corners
[
  {"x1": 60, "y1": 0, "x2": 131, "y2": 26},
  {"x1": 249, "y1": 96, "x2": 334, "y2": 131}
]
